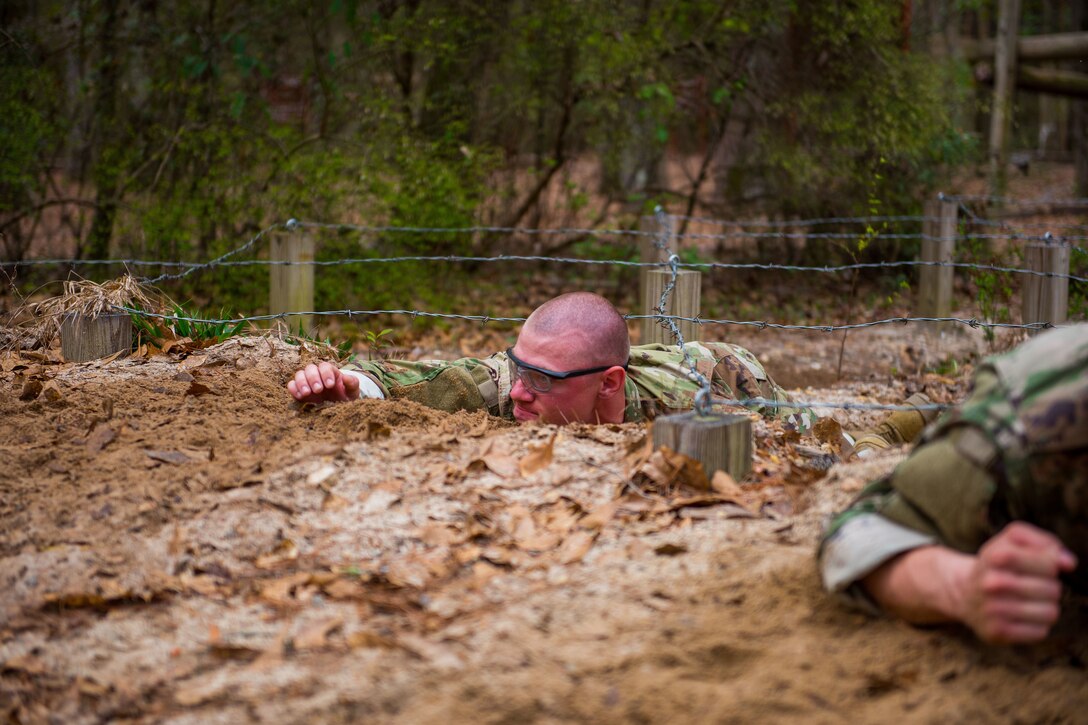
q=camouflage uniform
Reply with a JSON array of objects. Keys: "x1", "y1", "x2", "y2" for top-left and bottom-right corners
[
  {"x1": 820, "y1": 324, "x2": 1088, "y2": 608},
  {"x1": 344, "y1": 341, "x2": 815, "y2": 431}
]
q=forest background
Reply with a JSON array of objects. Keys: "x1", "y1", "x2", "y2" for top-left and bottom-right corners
[{"x1": 2, "y1": 0, "x2": 1087, "y2": 331}]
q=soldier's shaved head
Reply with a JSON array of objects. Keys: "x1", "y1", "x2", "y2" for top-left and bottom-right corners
[{"x1": 522, "y1": 292, "x2": 630, "y2": 367}]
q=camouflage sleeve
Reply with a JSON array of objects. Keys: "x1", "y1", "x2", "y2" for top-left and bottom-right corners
[
  {"x1": 704, "y1": 342, "x2": 816, "y2": 432},
  {"x1": 818, "y1": 431, "x2": 999, "y2": 609},
  {"x1": 342, "y1": 355, "x2": 512, "y2": 417}
]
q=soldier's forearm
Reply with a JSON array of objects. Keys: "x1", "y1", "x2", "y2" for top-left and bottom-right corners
[{"x1": 861, "y1": 545, "x2": 975, "y2": 625}]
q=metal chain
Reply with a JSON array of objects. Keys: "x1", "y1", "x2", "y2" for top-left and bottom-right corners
[{"x1": 648, "y1": 207, "x2": 713, "y2": 416}]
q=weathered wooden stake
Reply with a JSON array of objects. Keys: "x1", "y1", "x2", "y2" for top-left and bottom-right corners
[
  {"x1": 639, "y1": 215, "x2": 669, "y2": 343},
  {"x1": 919, "y1": 197, "x2": 958, "y2": 326},
  {"x1": 642, "y1": 269, "x2": 701, "y2": 346},
  {"x1": 270, "y1": 228, "x2": 315, "y2": 336},
  {"x1": 652, "y1": 412, "x2": 752, "y2": 481},
  {"x1": 60, "y1": 313, "x2": 132, "y2": 362},
  {"x1": 1022, "y1": 240, "x2": 1070, "y2": 332}
]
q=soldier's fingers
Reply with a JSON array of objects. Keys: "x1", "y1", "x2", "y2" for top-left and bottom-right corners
[
  {"x1": 303, "y1": 363, "x2": 325, "y2": 393},
  {"x1": 1058, "y1": 548, "x2": 1078, "y2": 573},
  {"x1": 985, "y1": 598, "x2": 1061, "y2": 627},
  {"x1": 984, "y1": 526, "x2": 1067, "y2": 577},
  {"x1": 318, "y1": 361, "x2": 339, "y2": 388},
  {"x1": 981, "y1": 618, "x2": 1053, "y2": 645},
  {"x1": 292, "y1": 369, "x2": 313, "y2": 397},
  {"x1": 342, "y1": 372, "x2": 360, "y2": 398},
  {"x1": 979, "y1": 569, "x2": 1063, "y2": 602},
  {"x1": 1002, "y1": 521, "x2": 1066, "y2": 552}
]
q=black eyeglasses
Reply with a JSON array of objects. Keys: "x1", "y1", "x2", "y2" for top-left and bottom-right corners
[{"x1": 506, "y1": 347, "x2": 627, "y2": 394}]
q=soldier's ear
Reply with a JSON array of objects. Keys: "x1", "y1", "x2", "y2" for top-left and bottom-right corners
[{"x1": 597, "y1": 367, "x2": 626, "y2": 399}]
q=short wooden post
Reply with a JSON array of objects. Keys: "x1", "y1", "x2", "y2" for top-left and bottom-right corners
[
  {"x1": 919, "y1": 198, "x2": 957, "y2": 325},
  {"x1": 643, "y1": 269, "x2": 701, "y2": 346},
  {"x1": 639, "y1": 215, "x2": 669, "y2": 344},
  {"x1": 270, "y1": 226, "x2": 315, "y2": 336},
  {"x1": 652, "y1": 412, "x2": 752, "y2": 481},
  {"x1": 60, "y1": 313, "x2": 132, "y2": 362},
  {"x1": 1022, "y1": 239, "x2": 1070, "y2": 332}
]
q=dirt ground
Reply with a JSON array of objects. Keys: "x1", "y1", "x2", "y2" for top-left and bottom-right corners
[{"x1": 2, "y1": 325, "x2": 1087, "y2": 724}]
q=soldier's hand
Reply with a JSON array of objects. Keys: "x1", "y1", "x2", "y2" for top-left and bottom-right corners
[
  {"x1": 960, "y1": 522, "x2": 1077, "y2": 644},
  {"x1": 287, "y1": 362, "x2": 360, "y2": 403}
]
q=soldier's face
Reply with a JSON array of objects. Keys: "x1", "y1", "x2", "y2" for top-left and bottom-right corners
[{"x1": 509, "y1": 327, "x2": 605, "y2": 425}]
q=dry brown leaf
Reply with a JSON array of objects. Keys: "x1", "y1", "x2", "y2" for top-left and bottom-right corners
[
  {"x1": 558, "y1": 530, "x2": 597, "y2": 564},
  {"x1": 623, "y1": 434, "x2": 653, "y2": 474},
  {"x1": 185, "y1": 381, "x2": 214, "y2": 397},
  {"x1": 347, "y1": 630, "x2": 399, "y2": 650},
  {"x1": 385, "y1": 558, "x2": 432, "y2": 588},
  {"x1": 177, "y1": 573, "x2": 225, "y2": 597},
  {"x1": 254, "y1": 539, "x2": 299, "y2": 570},
  {"x1": 19, "y1": 379, "x2": 42, "y2": 401},
  {"x1": 144, "y1": 449, "x2": 190, "y2": 465},
  {"x1": 323, "y1": 577, "x2": 365, "y2": 600},
  {"x1": 812, "y1": 416, "x2": 846, "y2": 452},
  {"x1": 321, "y1": 492, "x2": 350, "y2": 511},
  {"x1": 471, "y1": 438, "x2": 520, "y2": 478},
  {"x1": 417, "y1": 523, "x2": 462, "y2": 547},
  {"x1": 179, "y1": 354, "x2": 208, "y2": 372},
  {"x1": 86, "y1": 423, "x2": 117, "y2": 454},
  {"x1": 580, "y1": 500, "x2": 620, "y2": 530},
  {"x1": 362, "y1": 484, "x2": 401, "y2": 514},
  {"x1": 640, "y1": 446, "x2": 710, "y2": 491},
  {"x1": 515, "y1": 532, "x2": 561, "y2": 552},
  {"x1": 396, "y1": 634, "x2": 465, "y2": 671},
  {"x1": 40, "y1": 381, "x2": 63, "y2": 402},
  {"x1": 1, "y1": 654, "x2": 48, "y2": 676},
  {"x1": 293, "y1": 617, "x2": 344, "y2": 651},
  {"x1": 710, "y1": 470, "x2": 743, "y2": 498},
  {"x1": 258, "y1": 572, "x2": 312, "y2": 605},
  {"x1": 518, "y1": 431, "x2": 557, "y2": 476},
  {"x1": 470, "y1": 560, "x2": 501, "y2": 587}
]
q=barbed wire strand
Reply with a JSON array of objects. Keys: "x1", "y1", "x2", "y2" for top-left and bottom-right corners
[
  {"x1": 945, "y1": 194, "x2": 1088, "y2": 207},
  {"x1": 112, "y1": 305, "x2": 1056, "y2": 333},
  {"x1": 17, "y1": 254, "x2": 1087, "y2": 283},
  {"x1": 143, "y1": 222, "x2": 285, "y2": 284},
  {"x1": 709, "y1": 396, "x2": 950, "y2": 413}
]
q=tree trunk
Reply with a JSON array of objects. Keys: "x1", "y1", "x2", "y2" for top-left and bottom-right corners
[
  {"x1": 83, "y1": 0, "x2": 121, "y2": 261},
  {"x1": 1074, "y1": 3, "x2": 1088, "y2": 195}
]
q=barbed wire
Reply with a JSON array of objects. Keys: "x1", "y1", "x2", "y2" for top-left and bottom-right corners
[
  {"x1": 945, "y1": 194, "x2": 1088, "y2": 207},
  {"x1": 294, "y1": 220, "x2": 653, "y2": 238},
  {"x1": 143, "y1": 222, "x2": 285, "y2": 284},
  {"x1": 15, "y1": 254, "x2": 1086, "y2": 283},
  {"x1": 709, "y1": 396, "x2": 951, "y2": 414},
  {"x1": 667, "y1": 213, "x2": 931, "y2": 227},
  {"x1": 112, "y1": 304, "x2": 1057, "y2": 332}
]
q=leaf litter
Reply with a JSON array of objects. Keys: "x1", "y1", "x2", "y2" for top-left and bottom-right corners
[{"x1": 1, "y1": 328, "x2": 1085, "y2": 723}]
